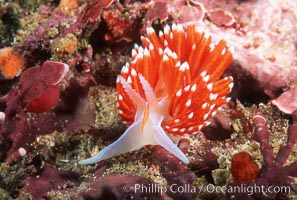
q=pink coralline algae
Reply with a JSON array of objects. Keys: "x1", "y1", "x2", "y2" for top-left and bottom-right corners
[
  {"x1": 271, "y1": 86, "x2": 297, "y2": 114},
  {"x1": 207, "y1": 9, "x2": 235, "y2": 27},
  {"x1": 166, "y1": 0, "x2": 206, "y2": 24}
]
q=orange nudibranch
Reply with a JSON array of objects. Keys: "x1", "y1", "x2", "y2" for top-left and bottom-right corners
[{"x1": 79, "y1": 24, "x2": 233, "y2": 165}]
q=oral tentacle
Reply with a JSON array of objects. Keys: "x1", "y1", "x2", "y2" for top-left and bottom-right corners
[{"x1": 79, "y1": 112, "x2": 151, "y2": 165}]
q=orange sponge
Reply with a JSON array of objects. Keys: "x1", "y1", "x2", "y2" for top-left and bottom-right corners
[
  {"x1": 0, "y1": 47, "x2": 24, "y2": 79},
  {"x1": 231, "y1": 152, "x2": 260, "y2": 183}
]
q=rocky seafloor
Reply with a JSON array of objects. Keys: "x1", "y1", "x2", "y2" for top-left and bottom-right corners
[{"x1": 1, "y1": 0, "x2": 297, "y2": 199}]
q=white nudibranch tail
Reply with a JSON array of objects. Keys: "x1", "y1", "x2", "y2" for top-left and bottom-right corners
[{"x1": 79, "y1": 23, "x2": 233, "y2": 165}]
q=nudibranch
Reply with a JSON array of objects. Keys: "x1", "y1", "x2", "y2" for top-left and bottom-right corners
[{"x1": 79, "y1": 24, "x2": 233, "y2": 165}]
